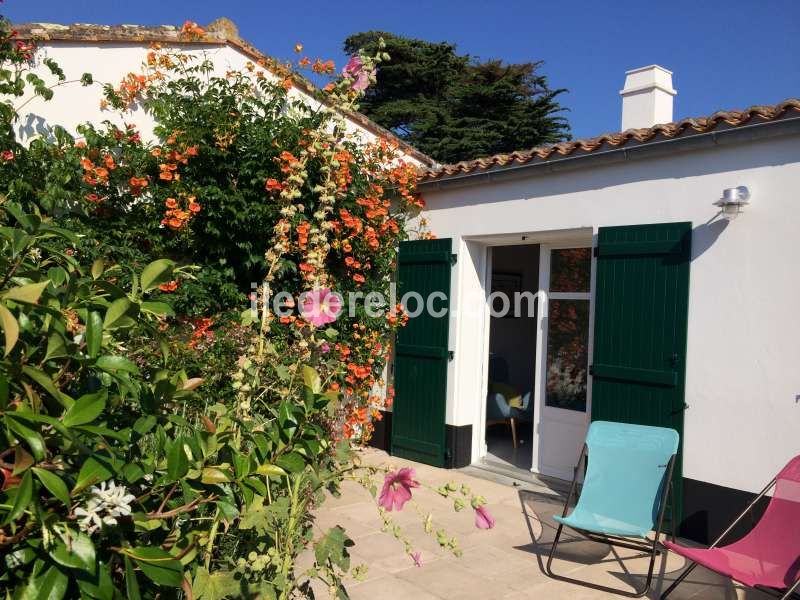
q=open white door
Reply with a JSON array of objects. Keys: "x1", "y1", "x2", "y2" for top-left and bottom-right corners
[{"x1": 531, "y1": 245, "x2": 594, "y2": 481}]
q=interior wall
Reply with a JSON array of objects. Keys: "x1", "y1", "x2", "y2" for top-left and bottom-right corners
[{"x1": 488, "y1": 245, "x2": 540, "y2": 396}]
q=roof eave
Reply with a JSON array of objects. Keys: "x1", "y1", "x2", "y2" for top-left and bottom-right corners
[{"x1": 418, "y1": 115, "x2": 800, "y2": 191}]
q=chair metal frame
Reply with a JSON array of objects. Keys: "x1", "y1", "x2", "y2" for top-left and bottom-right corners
[
  {"x1": 660, "y1": 475, "x2": 800, "y2": 600},
  {"x1": 545, "y1": 443, "x2": 677, "y2": 598}
]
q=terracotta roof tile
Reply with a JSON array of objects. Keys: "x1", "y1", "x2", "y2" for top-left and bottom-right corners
[
  {"x1": 14, "y1": 20, "x2": 436, "y2": 167},
  {"x1": 420, "y1": 98, "x2": 800, "y2": 181}
]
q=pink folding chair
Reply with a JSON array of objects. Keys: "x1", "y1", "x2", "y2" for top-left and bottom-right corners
[{"x1": 661, "y1": 455, "x2": 800, "y2": 599}]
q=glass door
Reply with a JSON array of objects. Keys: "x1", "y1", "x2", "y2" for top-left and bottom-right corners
[{"x1": 531, "y1": 246, "x2": 593, "y2": 480}]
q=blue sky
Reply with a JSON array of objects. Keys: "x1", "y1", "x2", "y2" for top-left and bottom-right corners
[{"x1": 5, "y1": 0, "x2": 799, "y2": 139}]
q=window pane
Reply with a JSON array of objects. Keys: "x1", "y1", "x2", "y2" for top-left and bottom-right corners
[
  {"x1": 545, "y1": 299, "x2": 589, "y2": 412},
  {"x1": 549, "y1": 248, "x2": 591, "y2": 293}
]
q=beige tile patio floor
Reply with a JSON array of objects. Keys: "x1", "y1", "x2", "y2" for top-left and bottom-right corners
[{"x1": 310, "y1": 448, "x2": 773, "y2": 600}]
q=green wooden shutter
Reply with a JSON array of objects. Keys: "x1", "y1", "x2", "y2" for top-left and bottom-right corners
[
  {"x1": 591, "y1": 222, "x2": 692, "y2": 524},
  {"x1": 391, "y1": 238, "x2": 453, "y2": 467}
]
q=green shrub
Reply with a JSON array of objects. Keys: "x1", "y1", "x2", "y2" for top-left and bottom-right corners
[{"x1": 0, "y1": 18, "x2": 489, "y2": 599}]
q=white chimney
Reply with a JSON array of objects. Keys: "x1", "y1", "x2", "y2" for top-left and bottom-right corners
[{"x1": 620, "y1": 65, "x2": 676, "y2": 130}]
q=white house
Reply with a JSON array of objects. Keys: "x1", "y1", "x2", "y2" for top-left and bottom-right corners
[
  {"x1": 382, "y1": 66, "x2": 800, "y2": 543},
  {"x1": 13, "y1": 19, "x2": 432, "y2": 167}
]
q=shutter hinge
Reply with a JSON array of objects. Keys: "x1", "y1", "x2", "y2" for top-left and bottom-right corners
[
  {"x1": 448, "y1": 350, "x2": 455, "y2": 361},
  {"x1": 593, "y1": 246, "x2": 599, "y2": 257},
  {"x1": 588, "y1": 364, "x2": 594, "y2": 376},
  {"x1": 450, "y1": 253, "x2": 458, "y2": 266},
  {"x1": 670, "y1": 403, "x2": 689, "y2": 416}
]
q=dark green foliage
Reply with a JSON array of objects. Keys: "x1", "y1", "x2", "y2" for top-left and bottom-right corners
[{"x1": 344, "y1": 31, "x2": 571, "y2": 163}]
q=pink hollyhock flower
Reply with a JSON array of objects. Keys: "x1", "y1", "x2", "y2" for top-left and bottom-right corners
[
  {"x1": 410, "y1": 551, "x2": 422, "y2": 567},
  {"x1": 342, "y1": 55, "x2": 363, "y2": 77},
  {"x1": 474, "y1": 505, "x2": 496, "y2": 530},
  {"x1": 320, "y1": 342, "x2": 330, "y2": 353},
  {"x1": 378, "y1": 467, "x2": 419, "y2": 511},
  {"x1": 342, "y1": 55, "x2": 374, "y2": 91},
  {"x1": 1, "y1": 150, "x2": 14, "y2": 162},
  {"x1": 300, "y1": 288, "x2": 342, "y2": 327},
  {"x1": 352, "y1": 69, "x2": 373, "y2": 91}
]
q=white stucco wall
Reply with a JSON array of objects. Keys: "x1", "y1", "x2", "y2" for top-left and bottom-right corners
[
  {"x1": 15, "y1": 40, "x2": 423, "y2": 164},
  {"x1": 420, "y1": 133, "x2": 800, "y2": 495}
]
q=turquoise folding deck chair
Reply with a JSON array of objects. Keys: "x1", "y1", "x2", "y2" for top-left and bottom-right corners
[{"x1": 545, "y1": 421, "x2": 679, "y2": 597}]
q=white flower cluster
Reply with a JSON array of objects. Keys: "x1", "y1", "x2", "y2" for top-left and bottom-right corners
[{"x1": 74, "y1": 480, "x2": 136, "y2": 534}]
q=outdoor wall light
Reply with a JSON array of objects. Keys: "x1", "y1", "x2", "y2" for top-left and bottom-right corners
[{"x1": 715, "y1": 186, "x2": 750, "y2": 219}]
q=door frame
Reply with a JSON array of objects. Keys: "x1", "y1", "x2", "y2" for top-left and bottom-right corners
[
  {"x1": 476, "y1": 245, "x2": 493, "y2": 459},
  {"x1": 530, "y1": 242, "x2": 597, "y2": 480},
  {"x1": 464, "y1": 228, "x2": 593, "y2": 471}
]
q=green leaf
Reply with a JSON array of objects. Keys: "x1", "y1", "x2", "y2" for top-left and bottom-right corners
[
  {"x1": 44, "y1": 332, "x2": 68, "y2": 361},
  {"x1": 314, "y1": 526, "x2": 353, "y2": 571},
  {"x1": 133, "y1": 415, "x2": 156, "y2": 436},
  {"x1": 63, "y1": 390, "x2": 106, "y2": 427},
  {"x1": 201, "y1": 467, "x2": 231, "y2": 484},
  {"x1": 33, "y1": 468, "x2": 70, "y2": 506},
  {"x1": 46, "y1": 266, "x2": 67, "y2": 287},
  {"x1": 6, "y1": 414, "x2": 45, "y2": 460},
  {"x1": 140, "y1": 301, "x2": 175, "y2": 317},
  {"x1": 3, "y1": 280, "x2": 50, "y2": 304},
  {"x1": 39, "y1": 224, "x2": 78, "y2": 243},
  {"x1": 167, "y1": 436, "x2": 189, "y2": 480},
  {"x1": 132, "y1": 513, "x2": 163, "y2": 531},
  {"x1": 216, "y1": 500, "x2": 239, "y2": 523},
  {"x1": 76, "y1": 560, "x2": 114, "y2": 600},
  {"x1": 19, "y1": 564, "x2": 68, "y2": 600},
  {"x1": 255, "y1": 463, "x2": 287, "y2": 477},
  {"x1": 275, "y1": 452, "x2": 306, "y2": 474},
  {"x1": 3, "y1": 202, "x2": 33, "y2": 230},
  {"x1": 91, "y1": 258, "x2": 104, "y2": 279},
  {"x1": 278, "y1": 400, "x2": 297, "y2": 426},
  {"x1": 238, "y1": 496, "x2": 270, "y2": 532},
  {"x1": 103, "y1": 297, "x2": 134, "y2": 330},
  {"x1": 240, "y1": 308, "x2": 256, "y2": 326},
  {"x1": 95, "y1": 354, "x2": 139, "y2": 374},
  {"x1": 0, "y1": 303, "x2": 19, "y2": 356},
  {"x1": 128, "y1": 547, "x2": 183, "y2": 588},
  {"x1": 302, "y1": 365, "x2": 322, "y2": 393},
  {"x1": 75, "y1": 455, "x2": 115, "y2": 491},
  {"x1": 193, "y1": 567, "x2": 238, "y2": 600},
  {"x1": 3, "y1": 470, "x2": 33, "y2": 525},
  {"x1": 140, "y1": 259, "x2": 175, "y2": 292},
  {"x1": 50, "y1": 531, "x2": 96, "y2": 570},
  {"x1": 12, "y1": 446, "x2": 34, "y2": 475},
  {"x1": 124, "y1": 556, "x2": 142, "y2": 600},
  {"x1": 275, "y1": 365, "x2": 290, "y2": 381},
  {"x1": 77, "y1": 424, "x2": 130, "y2": 442},
  {"x1": 22, "y1": 365, "x2": 68, "y2": 407},
  {"x1": 93, "y1": 280, "x2": 128, "y2": 300},
  {"x1": 122, "y1": 463, "x2": 145, "y2": 484},
  {"x1": 85, "y1": 311, "x2": 102, "y2": 358}
]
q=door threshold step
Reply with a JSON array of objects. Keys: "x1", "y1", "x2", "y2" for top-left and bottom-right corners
[{"x1": 460, "y1": 460, "x2": 572, "y2": 498}]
